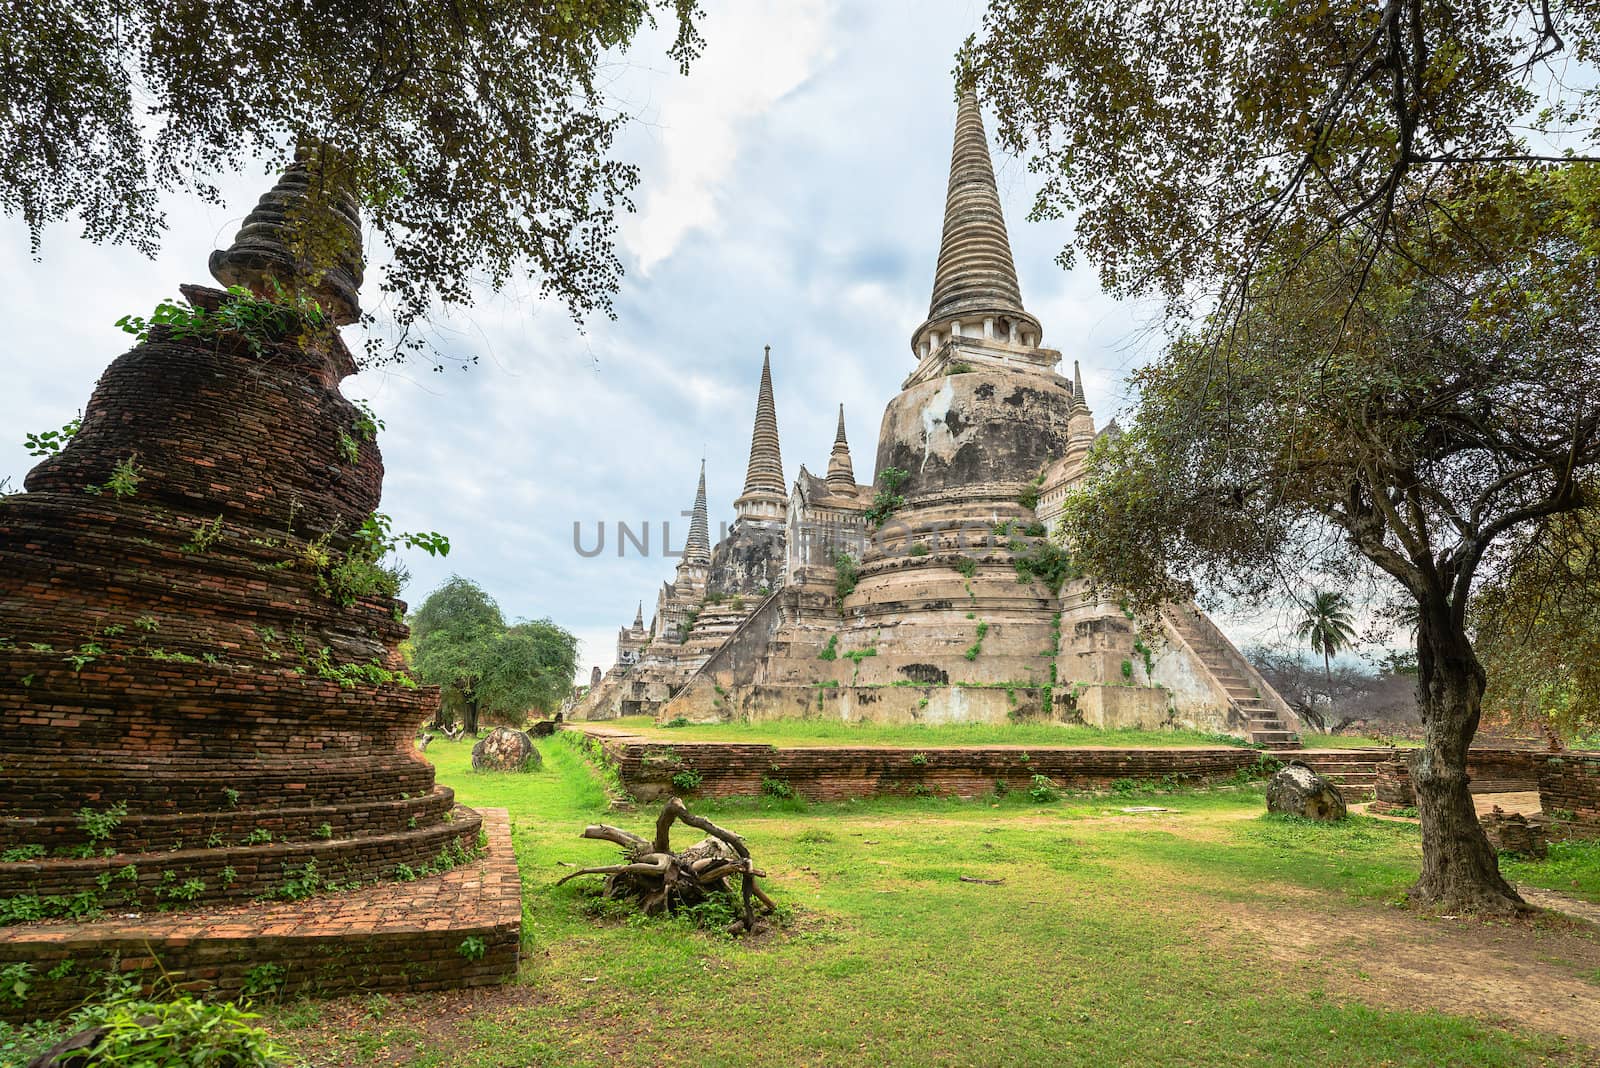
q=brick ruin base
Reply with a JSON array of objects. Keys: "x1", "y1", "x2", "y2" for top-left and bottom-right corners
[
  {"x1": 581, "y1": 729, "x2": 1279, "y2": 802},
  {"x1": 0, "y1": 809, "x2": 520, "y2": 1022},
  {"x1": 1540, "y1": 753, "x2": 1600, "y2": 837}
]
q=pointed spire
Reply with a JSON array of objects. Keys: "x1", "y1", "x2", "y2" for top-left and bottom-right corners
[
  {"x1": 210, "y1": 141, "x2": 365, "y2": 326},
  {"x1": 685, "y1": 459, "x2": 711, "y2": 564},
  {"x1": 826, "y1": 404, "x2": 856, "y2": 491},
  {"x1": 911, "y1": 91, "x2": 1041, "y2": 357},
  {"x1": 734, "y1": 346, "x2": 788, "y2": 521},
  {"x1": 633, "y1": 601, "x2": 644, "y2": 628},
  {"x1": 1073, "y1": 361, "x2": 1086, "y2": 408}
]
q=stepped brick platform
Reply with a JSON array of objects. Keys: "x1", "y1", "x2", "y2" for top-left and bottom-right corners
[
  {"x1": 1, "y1": 155, "x2": 520, "y2": 1013},
  {"x1": 1538, "y1": 753, "x2": 1600, "y2": 836},
  {"x1": 0, "y1": 809, "x2": 520, "y2": 1021},
  {"x1": 580, "y1": 728, "x2": 1267, "y2": 802}
]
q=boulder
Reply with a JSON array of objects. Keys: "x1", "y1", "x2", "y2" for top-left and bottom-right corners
[
  {"x1": 470, "y1": 727, "x2": 541, "y2": 772},
  {"x1": 1265, "y1": 761, "x2": 1347, "y2": 820}
]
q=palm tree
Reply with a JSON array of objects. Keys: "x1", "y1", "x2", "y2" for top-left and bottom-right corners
[{"x1": 1296, "y1": 590, "x2": 1358, "y2": 728}]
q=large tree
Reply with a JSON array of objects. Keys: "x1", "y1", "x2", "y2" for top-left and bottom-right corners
[
  {"x1": 964, "y1": 1, "x2": 1599, "y2": 324},
  {"x1": 1473, "y1": 504, "x2": 1600, "y2": 745},
  {"x1": 2, "y1": 1, "x2": 704, "y2": 363},
  {"x1": 478, "y1": 620, "x2": 580, "y2": 720},
  {"x1": 410, "y1": 576, "x2": 504, "y2": 734},
  {"x1": 1058, "y1": 170, "x2": 1600, "y2": 912},
  {"x1": 411, "y1": 577, "x2": 578, "y2": 732}
]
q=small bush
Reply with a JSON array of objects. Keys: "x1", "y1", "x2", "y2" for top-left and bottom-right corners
[
  {"x1": 761, "y1": 777, "x2": 795, "y2": 800},
  {"x1": 671, "y1": 768, "x2": 704, "y2": 792},
  {"x1": 1027, "y1": 774, "x2": 1061, "y2": 803},
  {"x1": 458, "y1": 936, "x2": 488, "y2": 962}
]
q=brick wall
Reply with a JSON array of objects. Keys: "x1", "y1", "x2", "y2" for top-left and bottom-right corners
[
  {"x1": 0, "y1": 810, "x2": 521, "y2": 1022},
  {"x1": 588, "y1": 733, "x2": 1265, "y2": 803},
  {"x1": 1539, "y1": 753, "x2": 1600, "y2": 837}
]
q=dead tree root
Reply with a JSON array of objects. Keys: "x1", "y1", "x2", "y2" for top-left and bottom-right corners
[{"x1": 559, "y1": 797, "x2": 775, "y2": 935}]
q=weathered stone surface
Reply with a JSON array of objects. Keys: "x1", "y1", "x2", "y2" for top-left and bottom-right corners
[
  {"x1": 1481, "y1": 806, "x2": 1548, "y2": 858},
  {"x1": 1266, "y1": 761, "x2": 1348, "y2": 820},
  {"x1": 472, "y1": 727, "x2": 540, "y2": 772}
]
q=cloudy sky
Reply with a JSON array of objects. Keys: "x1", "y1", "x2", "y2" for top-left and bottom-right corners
[{"x1": 1, "y1": 0, "x2": 1315, "y2": 677}]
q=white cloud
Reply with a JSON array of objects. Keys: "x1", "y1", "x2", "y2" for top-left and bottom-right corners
[{"x1": 620, "y1": 0, "x2": 835, "y2": 274}]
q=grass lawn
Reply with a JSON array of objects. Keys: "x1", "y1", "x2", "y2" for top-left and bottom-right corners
[
  {"x1": 589, "y1": 714, "x2": 1403, "y2": 750},
  {"x1": 264, "y1": 737, "x2": 1600, "y2": 1066}
]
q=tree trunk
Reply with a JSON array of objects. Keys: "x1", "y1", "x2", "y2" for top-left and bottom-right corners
[
  {"x1": 1410, "y1": 603, "x2": 1526, "y2": 913},
  {"x1": 1323, "y1": 648, "x2": 1334, "y2": 731},
  {"x1": 464, "y1": 696, "x2": 480, "y2": 737}
]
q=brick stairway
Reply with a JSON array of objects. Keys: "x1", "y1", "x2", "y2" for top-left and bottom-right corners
[
  {"x1": 1165, "y1": 610, "x2": 1301, "y2": 749},
  {"x1": 1286, "y1": 750, "x2": 1387, "y2": 802}
]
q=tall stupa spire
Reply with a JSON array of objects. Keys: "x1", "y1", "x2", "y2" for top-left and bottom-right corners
[
  {"x1": 633, "y1": 601, "x2": 644, "y2": 628},
  {"x1": 685, "y1": 459, "x2": 711, "y2": 564},
  {"x1": 733, "y1": 346, "x2": 788, "y2": 521},
  {"x1": 911, "y1": 90, "x2": 1041, "y2": 358},
  {"x1": 826, "y1": 404, "x2": 856, "y2": 491}
]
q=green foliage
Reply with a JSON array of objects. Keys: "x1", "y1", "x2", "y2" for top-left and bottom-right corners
[
  {"x1": 0, "y1": 962, "x2": 34, "y2": 1007},
  {"x1": 662, "y1": 716, "x2": 691, "y2": 729},
  {"x1": 833, "y1": 552, "x2": 859, "y2": 606},
  {"x1": 817, "y1": 634, "x2": 839, "y2": 661},
  {"x1": 1018, "y1": 471, "x2": 1046, "y2": 511},
  {"x1": 1027, "y1": 774, "x2": 1061, "y2": 803},
  {"x1": 23, "y1": 417, "x2": 79, "y2": 456},
  {"x1": 671, "y1": 768, "x2": 704, "y2": 792},
  {"x1": 84, "y1": 456, "x2": 142, "y2": 498},
  {"x1": 272, "y1": 860, "x2": 327, "y2": 901},
  {"x1": 964, "y1": 621, "x2": 989, "y2": 661},
  {"x1": 844, "y1": 647, "x2": 877, "y2": 665},
  {"x1": 947, "y1": 361, "x2": 975, "y2": 374},
  {"x1": 244, "y1": 828, "x2": 272, "y2": 845},
  {"x1": 9, "y1": 3, "x2": 706, "y2": 368},
  {"x1": 1, "y1": 844, "x2": 46, "y2": 862},
  {"x1": 458, "y1": 936, "x2": 488, "y2": 962},
  {"x1": 864, "y1": 468, "x2": 910, "y2": 529},
  {"x1": 57, "y1": 986, "x2": 284, "y2": 1065},
  {"x1": 116, "y1": 284, "x2": 328, "y2": 357},
  {"x1": 761, "y1": 777, "x2": 795, "y2": 800},
  {"x1": 909, "y1": 542, "x2": 929, "y2": 557},
  {"x1": 241, "y1": 963, "x2": 286, "y2": 998},
  {"x1": 78, "y1": 800, "x2": 127, "y2": 844},
  {"x1": 1012, "y1": 535, "x2": 1078, "y2": 593},
  {"x1": 953, "y1": 556, "x2": 978, "y2": 578},
  {"x1": 1, "y1": 890, "x2": 103, "y2": 925},
  {"x1": 179, "y1": 514, "x2": 225, "y2": 554},
  {"x1": 909, "y1": 752, "x2": 928, "y2": 767}
]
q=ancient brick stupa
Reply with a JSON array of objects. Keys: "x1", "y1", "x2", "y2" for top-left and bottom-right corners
[{"x1": 0, "y1": 148, "x2": 483, "y2": 918}]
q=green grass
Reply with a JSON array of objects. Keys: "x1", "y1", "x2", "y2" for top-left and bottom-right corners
[
  {"x1": 1503, "y1": 839, "x2": 1600, "y2": 904},
  {"x1": 601, "y1": 715, "x2": 1263, "y2": 749},
  {"x1": 1298, "y1": 733, "x2": 1418, "y2": 749},
  {"x1": 262, "y1": 739, "x2": 1596, "y2": 1066}
]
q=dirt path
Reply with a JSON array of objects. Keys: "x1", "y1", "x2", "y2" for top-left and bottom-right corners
[{"x1": 1202, "y1": 890, "x2": 1600, "y2": 1046}]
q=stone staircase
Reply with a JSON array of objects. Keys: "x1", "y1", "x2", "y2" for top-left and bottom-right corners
[
  {"x1": 1164, "y1": 609, "x2": 1301, "y2": 749},
  {"x1": 1288, "y1": 751, "x2": 1385, "y2": 802}
]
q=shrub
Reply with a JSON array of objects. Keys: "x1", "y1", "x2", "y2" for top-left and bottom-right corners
[
  {"x1": 1028, "y1": 774, "x2": 1061, "y2": 803},
  {"x1": 50, "y1": 987, "x2": 284, "y2": 1066},
  {"x1": 761, "y1": 777, "x2": 795, "y2": 800},
  {"x1": 834, "y1": 553, "x2": 860, "y2": 605},
  {"x1": 671, "y1": 768, "x2": 704, "y2": 792}
]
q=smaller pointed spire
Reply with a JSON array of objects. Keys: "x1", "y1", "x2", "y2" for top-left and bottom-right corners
[
  {"x1": 1073, "y1": 361, "x2": 1086, "y2": 407},
  {"x1": 685, "y1": 460, "x2": 711, "y2": 564},
  {"x1": 826, "y1": 404, "x2": 856, "y2": 491},
  {"x1": 634, "y1": 601, "x2": 644, "y2": 628},
  {"x1": 734, "y1": 346, "x2": 788, "y2": 521},
  {"x1": 210, "y1": 141, "x2": 365, "y2": 325}
]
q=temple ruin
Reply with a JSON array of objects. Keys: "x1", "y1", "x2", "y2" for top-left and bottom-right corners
[
  {"x1": 0, "y1": 147, "x2": 518, "y2": 1010},
  {"x1": 575, "y1": 92, "x2": 1298, "y2": 747}
]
